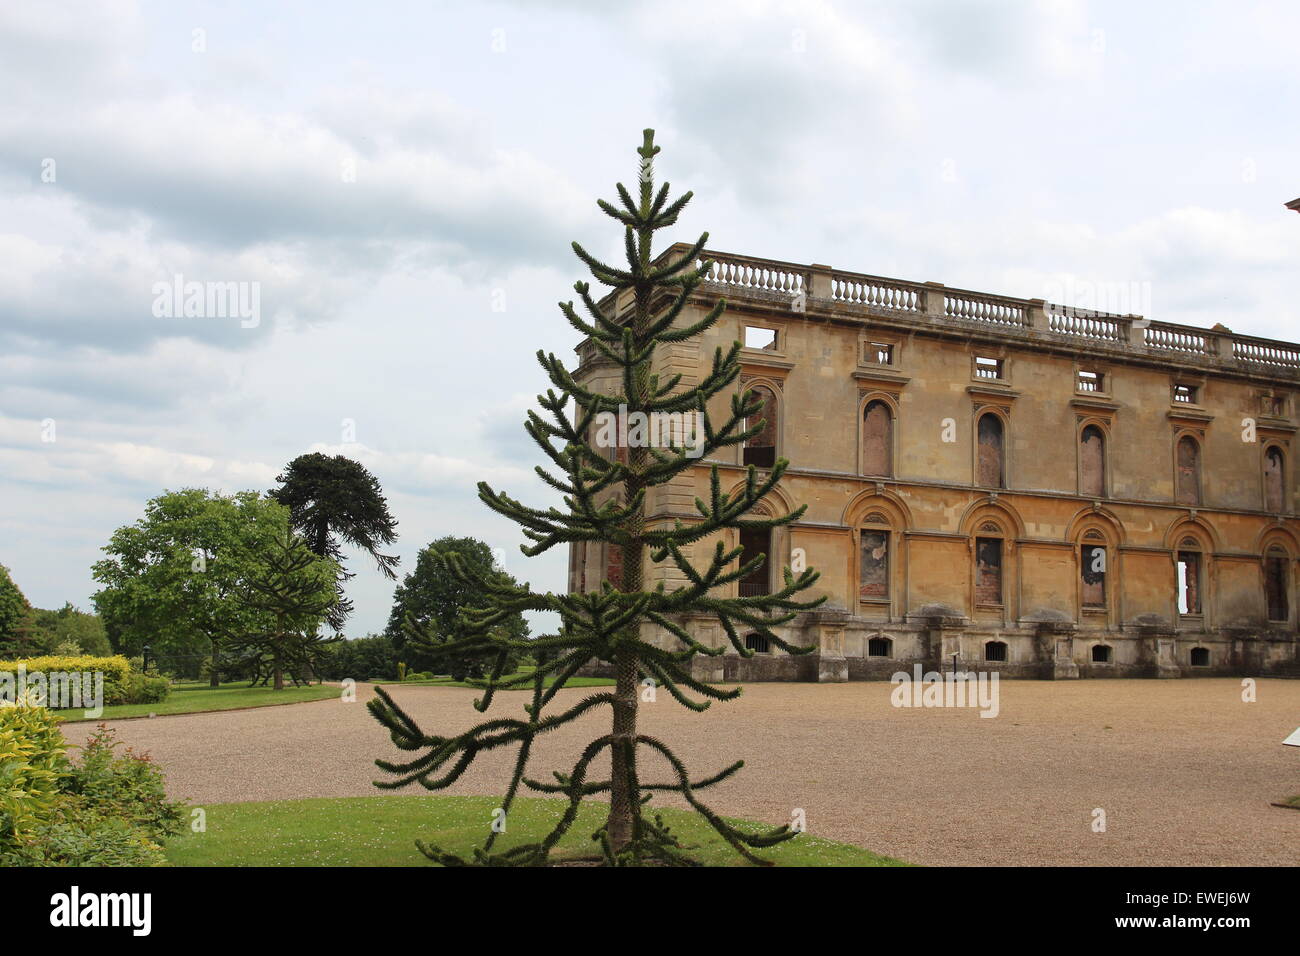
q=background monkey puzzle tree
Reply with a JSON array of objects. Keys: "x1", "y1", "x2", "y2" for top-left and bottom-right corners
[
  {"x1": 368, "y1": 129, "x2": 824, "y2": 866},
  {"x1": 270, "y1": 453, "x2": 400, "y2": 632},
  {"x1": 226, "y1": 528, "x2": 339, "y2": 690}
]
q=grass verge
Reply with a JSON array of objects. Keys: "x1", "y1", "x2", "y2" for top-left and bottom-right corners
[
  {"x1": 58, "y1": 680, "x2": 340, "y2": 723},
  {"x1": 164, "y1": 794, "x2": 908, "y2": 867}
]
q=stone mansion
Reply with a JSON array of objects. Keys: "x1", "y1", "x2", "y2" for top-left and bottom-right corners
[{"x1": 568, "y1": 244, "x2": 1300, "y2": 680}]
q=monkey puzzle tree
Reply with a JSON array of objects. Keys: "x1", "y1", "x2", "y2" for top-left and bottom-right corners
[
  {"x1": 226, "y1": 529, "x2": 339, "y2": 690},
  {"x1": 270, "y1": 453, "x2": 400, "y2": 631},
  {"x1": 368, "y1": 129, "x2": 823, "y2": 866}
]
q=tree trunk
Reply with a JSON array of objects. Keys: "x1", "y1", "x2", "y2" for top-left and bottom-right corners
[
  {"x1": 606, "y1": 647, "x2": 639, "y2": 851},
  {"x1": 209, "y1": 638, "x2": 221, "y2": 687},
  {"x1": 274, "y1": 663, "x2": 284, "y2": 691}
]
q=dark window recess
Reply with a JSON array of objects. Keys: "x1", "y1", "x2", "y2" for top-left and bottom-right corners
[
  {"x1": 1190, "y1": 647, "x2": 1210, "y2": 667},
  {"x1": 739, "y1": 527, "x2": 771, "y2": 598},
  {"x1": 867, "y1": 637, "x2": 892, "y2": 657},
  {"x1": 975, "y1": 537, "x2": 1003, "y2": 604},
  {"x1": 1081, "y1": 544, "x2": 1107, "y2": 607},
  {"x1": 1176, "y1": 436, "x2": 1201, "y2": 506},
  {"x1": 743, "y1": 385, "x2": 777, "y2": 468},
  {"x1": 862, "y1": 401, "x2": 893, "y2": 476},
  {"x1": 984, "y1": 641, "x2": 1008, "y2": 662},
  {"x1": 1080, "y1": 425, "x2": 1105, "y2": 497},
  {"x1": 1178, "y1": 551, "x2": 1201, "y2": 614},
  {"x1": 605, "y1": 542, "x2": 623, "y2": 589},
  {"x1": 1265, "y1": 554, "x2": 1289, "y2": 621},
  {"x1": 1091, "y1": 644, "x2": 1112, "y2": 663},
  {"x1": 744, "y1": 632, "x2": 770, "y2": 653},
  {"x1": 859, "y1": 530, "x2": 890, "y2": 600},
  {"x1": 977, "y1": 414, "x2": 1005, "y2": 488},
  {"x1": 569, "y1": 542, "x2": 586, "y2": 594},
  {"x1": 1265, "y1": 447, "x2": 1285, "y2": 513}
]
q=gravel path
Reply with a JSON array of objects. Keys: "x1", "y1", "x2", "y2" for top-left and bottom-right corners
[{"x1": 80, "y1": 678, "x2": 1300, "y2": 866}]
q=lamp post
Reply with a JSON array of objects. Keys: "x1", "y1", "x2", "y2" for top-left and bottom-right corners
[{"x1": 142, "y1": 644, "x2": 151, "y2": 675}]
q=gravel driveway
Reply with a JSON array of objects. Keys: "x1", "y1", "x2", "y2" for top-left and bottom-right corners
[{"x1": 79, "y1": 678, "x2": 1300, "y2": 866}]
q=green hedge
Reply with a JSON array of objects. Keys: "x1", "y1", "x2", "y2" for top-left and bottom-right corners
[{"x1": 0, "y1": 654, "x2": 168, "y2": 708}]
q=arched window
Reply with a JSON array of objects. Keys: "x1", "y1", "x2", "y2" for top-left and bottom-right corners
[
  {"x1": 743, "y1": 384, "x2": 777, "y2": 468},
  {"x1": 1176, "y1": 435, "x2": 1201, "y2": 506},
  {"x1": 859, "y1": 514, "x2": 891, "y2": 603},
  {"x1": 862, "y1": 400, "x2": 893, "y2": 476},
  {"x1": 867, "y1": 636, "x2": 892, "y2": 658},
  {"x1": 1177, "y1": 536, "x2": 1202, "y2": 616},
  {"x1": 1265, "y1": 545, "x2": 1289, "y2": 622},
  {"x1": 1091, "y1": 644, "x2": 1112, "y2": 663},
  {"x1": 744, "y1": 633, "x2": 770, "y2": 654},
  {"x1": 974, "y1": 524, "x2": 1004, "y2": 605},
  {"x1": 977, "y1": 413, "x2": 1005, "y2": 488},
  {"x1": 984, "y1": 640, "x2": 1008, "y2": 662},
  {"x1": 1265, "y1": 446, "x2": 1285, "y2": 513},
  {"x1": 1081, "y1": 530, "x2": 1108, "y2": 609},
  {"x1": 738, "y1": 526, "x2": 771, "y2": 597},
  {"x1": 1080, "y1": 425, "x2": 1106, "y2": 497}
]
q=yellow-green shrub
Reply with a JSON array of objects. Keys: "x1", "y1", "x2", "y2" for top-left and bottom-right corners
[
  {"x1": 0, "y1": 699, "x2": 69, "y2": 847},
  {"x1": 0, "y1": 655, "x2": 132, "y2": 706}
]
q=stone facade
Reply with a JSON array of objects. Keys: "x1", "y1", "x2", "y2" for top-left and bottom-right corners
[{"x1": 569, "y1": 245, "x2": 1300, "y2": 681}]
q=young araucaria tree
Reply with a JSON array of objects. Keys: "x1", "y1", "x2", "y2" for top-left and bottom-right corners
[
  {"x1": 369, "y1": 129, "x2": 824, "y2": 866},
  {"x1": 228, "y1": 529, "x2": 339, "y2": 690}
]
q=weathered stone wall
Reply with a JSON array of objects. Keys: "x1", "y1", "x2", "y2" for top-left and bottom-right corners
[{"x1": 570, "y1": 247, "x2": 1300, "y2": 680}]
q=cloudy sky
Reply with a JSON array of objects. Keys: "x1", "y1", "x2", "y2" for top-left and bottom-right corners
[{"x1": 1, "y1": 0, "x2": 1297, "y2": 638}]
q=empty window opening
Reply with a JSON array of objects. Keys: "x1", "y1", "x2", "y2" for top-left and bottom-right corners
[
  {"x1": 1177, "y1": 550, "x2": 1202, "y2": 615},
  {"x1": 1091, "y1": 644, "x2": 1112, "y2": 664},
  {"x1": 984, "y1": 641, "x2": 1008, "y2": 662},
  {"x1": 862, "y1": 400, "x2": 893, "y2": 476},
  {"x1": 1176, "y1": 435, "x2": 1202, "y2": 506},
  {"x1": 744, "y1": 326, "x2": 778, "y2": 350},
  {"x1": 976, "y1": 413, "x2": 1005, "y2": 488},
  {"x1": 738, "y1": 527, "x2": 771, "y2": 598},
  {"x1": 1190, "y1": 647, "x2": 1210, "y2": 667},
  {"x1": 743, "y1": 385, "x2": 778, "y2": 468},
  {"x1": 744, "y1": 632, "x2": 770, "y2": 654},
  {"x1": 859, "y1": 529, "x2": 890, "y2": 601},
  {"x1": 1077, "y1": 369, "x2": 1104, "y2": 392},
  {"x1": 1173, "y1": 383, "x2": 1199, "y2": 404},
  {"x1": 1265, "y1": 446, "x2": 1285, "y2": 513},
  {"x1": 1080, "y1": 425, "x2": 1106, "y2": 497},
  {"x1": 867, "y1": 637, "x2": 893, "y2": 658},
  {"x1": 975, "y1": 537, "x2": 1003, "y2": 605},
  {"x1": 868, "y1": 342, "x2": 894, "y2": 365},
  {"x1": 1081, "y1": 544, "x2": 1107, "y2": 608},
  {"x1": 974, "y1": 355, "x2": 1004, "y2": 380},
  {"x1": 1265, "y1": 551, "x2": 1289, "y2": 622}
]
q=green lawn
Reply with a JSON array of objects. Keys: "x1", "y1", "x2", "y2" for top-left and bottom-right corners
[
  {"x1": 164, "y1": 794, "x2": 908, "y2": 867},
  {"x1": 58, "y1": 680, "x2": 340, "y2": 723}
]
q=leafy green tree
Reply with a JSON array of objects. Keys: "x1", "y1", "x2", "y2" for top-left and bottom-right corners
[
  {"x1": 368, "y1": 130, "x2": 823, "y2": 866},
  {"x1": 386, "y1": 537, "x2": 529, "y2": 680},
  {"x1": 92, "y1": 489, "x2": 287, "y2": 686},
  {"x1": 0, "y1": 564, "x2": 33, "y2": 656},
  {"x1": 23, "y1": 604, "x2": 113, "y2": 657},
  {"x1": 318, "y1": 633, "x2": 400, "y2": 682},
  {"x1": 226, "y1": 530, "x2": 339, "y2": 690},
  {"x1": 269, "y1": 453, "x2": 400, "y2": 631}
]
